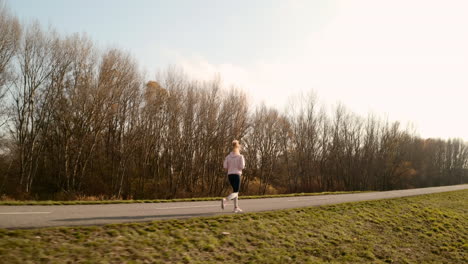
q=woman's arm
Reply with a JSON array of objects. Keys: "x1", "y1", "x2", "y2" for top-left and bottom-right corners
[{"x1": 240, "y1": 155, "x2": 245, "y2": 170}]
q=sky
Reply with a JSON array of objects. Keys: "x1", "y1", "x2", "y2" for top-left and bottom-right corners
[{"x1": 7, "y1": 0, "x2": 468, "y2": 140}]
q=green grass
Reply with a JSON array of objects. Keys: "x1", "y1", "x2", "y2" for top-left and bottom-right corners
[
  {"x1": 0, "y1": 191, "x2": 365, "y2": 206},
  {"x1": 1, "y1": 190, "x2": 467, "y2": 263}
]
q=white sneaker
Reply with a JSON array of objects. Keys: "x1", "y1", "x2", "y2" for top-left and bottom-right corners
[
  {"x1": 221, "y1": 198, "x2": 226, "y2": 210},
  {"x1": 233, "y1": 207, "x2": 243, "y2": 213}
]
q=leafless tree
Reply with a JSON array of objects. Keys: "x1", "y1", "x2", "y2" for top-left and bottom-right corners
[
  {"x1": 0, "y1": 1, "x2": 20, "y2": 96},
  {"x1": 10, "y1": 22, "x2": 56, "y2": 193}
]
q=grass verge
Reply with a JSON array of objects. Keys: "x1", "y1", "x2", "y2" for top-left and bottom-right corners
[
  {"x1": 1, "y1": 190, "x2": 467, "y2": 263},
  {"x1": 0, "y1": 191, "x2": 366, "y2": 206}
]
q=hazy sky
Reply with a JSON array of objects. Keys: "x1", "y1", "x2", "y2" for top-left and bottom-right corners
[{"x1": 8, "y1": 0, "x2": 468, "y2": 140}]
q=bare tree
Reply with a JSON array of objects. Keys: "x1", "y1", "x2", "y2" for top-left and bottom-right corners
[
  {"x1": 0, "y1": 1, "x2": 20, "y2": 128},
  {"x1": 10, "y1": 22, "x2": 55, "y2": 193},
  {"x1": 244, "y1": 104, "x2": 284, "y2": 194},
  {"x1": 0, "y1": 1, "x2": 20, "y2": 90}
]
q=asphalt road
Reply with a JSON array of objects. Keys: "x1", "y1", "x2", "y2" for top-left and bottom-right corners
[{"x1": 0, "y1": 184, "x2": 466, "y2": 229}]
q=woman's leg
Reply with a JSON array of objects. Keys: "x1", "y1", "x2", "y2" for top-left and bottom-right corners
[
  {"x1": 227, "y1": 174, "x2": 241, "y2": 209},
  {"x1": 227, "y1": 174, "x2": 240, "y2": 196},
  {"x1": 226, "y1": 192, "x2": 238, "y2": 200}
]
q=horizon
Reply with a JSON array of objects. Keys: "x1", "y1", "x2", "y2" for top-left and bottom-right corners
[{"x1": 7, "y1": 0, "x2": 468, "y2": 141}]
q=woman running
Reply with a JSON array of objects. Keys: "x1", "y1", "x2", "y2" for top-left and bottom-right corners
[{"x1": 221, "y1": 140, "x2": 245, "y2": 213}]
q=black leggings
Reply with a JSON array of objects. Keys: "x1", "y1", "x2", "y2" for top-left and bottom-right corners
[{"x1": 228, "y1": 174, "x2": 241, "y2": 192}]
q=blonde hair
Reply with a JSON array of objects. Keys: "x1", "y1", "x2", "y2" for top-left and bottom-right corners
[{"x1": 232, "y1": 140, "x2": 240, "y2": 151}]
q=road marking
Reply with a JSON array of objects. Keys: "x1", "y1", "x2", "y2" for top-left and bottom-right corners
[
  {"x1": 287, "y1": 198, "x2": 329, "y2": 202},
  {"x1": 154, "y1": 205, "x2": 220, "y2": 210},
  {"x1": 0, "y1": 212, "x2": 51, "y2": 215}
]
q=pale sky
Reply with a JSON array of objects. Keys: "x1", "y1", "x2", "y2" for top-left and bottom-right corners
[{"x1": 8, "y1": 0, "x2": 468, "y2": 140}]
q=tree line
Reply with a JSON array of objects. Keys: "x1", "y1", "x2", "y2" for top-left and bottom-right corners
[{"x1": 0, "y1": 4, "x2": 467, "y2": 200}]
